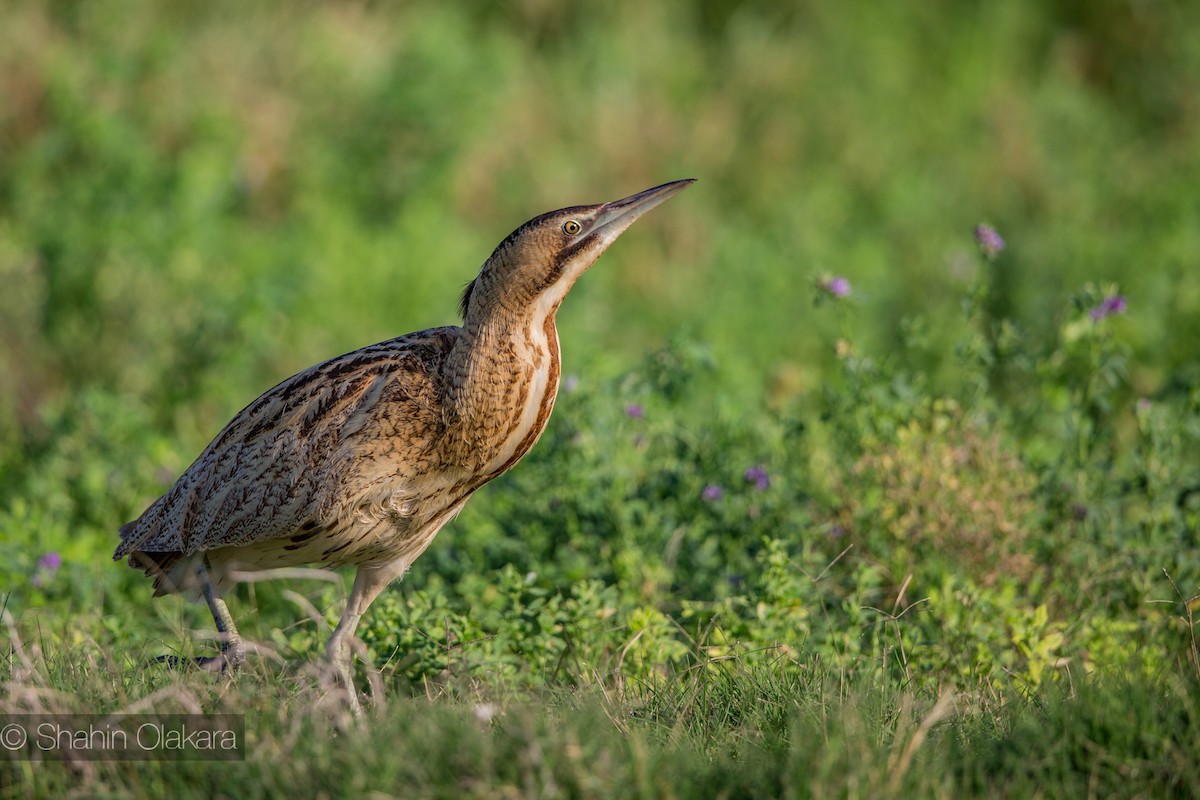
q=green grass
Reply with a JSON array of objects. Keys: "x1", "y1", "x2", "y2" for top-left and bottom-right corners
[
  {"x1": 3, "y1": 0, "x2": 1200, "y2": 796},
  {"x1": 4, "y1": 628, "x2": 1198, "y2": 798}
]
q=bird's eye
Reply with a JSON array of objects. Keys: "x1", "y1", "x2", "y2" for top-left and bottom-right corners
[{"x1": 562, "y1": 220, "x2": 582, "y2": 236}]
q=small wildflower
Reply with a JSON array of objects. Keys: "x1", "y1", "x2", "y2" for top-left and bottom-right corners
[
  {"x1": 625, "y1": 403, "x2": 645, "y2": 419},
  {"x1": 1136, "y1": 398, "x2": 1151, "y2": 414},
  {"x1": 1088, "y1": 294, "x2": 1127, "y2": 322},
  {"x1": 32, "y1": 551, "x2": 62, "y2": 588},
  {"x1": 743, "y1": 465, "x2": 770, "y2": 491},
  {"x1": 821, "y1": 276, "x2": 852, "y2": 298},
  {"x1": 974, "y1": 224, "x2": 1005, "y2": 259},
  {"x1": 701, "y1": 484, "x2": 724, "y2": 502},
  {"x1": 562, "y1": 375, "x2": 580, "y2": 393}
]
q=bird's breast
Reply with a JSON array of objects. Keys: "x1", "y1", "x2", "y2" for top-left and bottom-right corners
[
  {"x1": 475, "y1": 312, "x2": 561, "y2": 479},
  {"x1": 445, "y1": 301, "x2": 563, "y2": 483}
]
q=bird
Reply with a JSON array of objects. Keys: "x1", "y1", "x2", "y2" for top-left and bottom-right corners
[{"x1": 114, "y1": 178, "x2": 695, "y2": 710}]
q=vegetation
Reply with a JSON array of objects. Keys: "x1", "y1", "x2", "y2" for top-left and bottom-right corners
[{"x1": 2, "y1": 0, "x2": 1199, "y2": 796}]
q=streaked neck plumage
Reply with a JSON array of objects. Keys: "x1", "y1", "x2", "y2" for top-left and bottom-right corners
[{"x1": 442, "y1": 257, "x2": 575, "y2": 476}]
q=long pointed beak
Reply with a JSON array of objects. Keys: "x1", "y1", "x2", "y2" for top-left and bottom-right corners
[{"x1": 593, "y1": 179, "x2": 696, "y2": 243}]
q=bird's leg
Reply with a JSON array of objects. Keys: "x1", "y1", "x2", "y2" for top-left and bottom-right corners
[
  {"x1": 154, "y1": 556, "x2": 244, "y2": 672},
  {"x1": 326, "y1": 561, "x2": 408, "y2": 714},
  {"x1": 196, "y1": 556, "x2": 244, "y2": 672}
]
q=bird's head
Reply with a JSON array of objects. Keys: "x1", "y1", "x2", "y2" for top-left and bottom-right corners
[{"x1": 460, "y1": 179, "x2": 695, "y2": 323}]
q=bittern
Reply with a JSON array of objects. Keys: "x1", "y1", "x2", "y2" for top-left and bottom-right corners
[{"x1": 114, "y1": 178, "x2": 694, "y2": 709}]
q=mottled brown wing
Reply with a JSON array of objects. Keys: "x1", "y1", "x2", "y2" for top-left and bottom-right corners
[{"x1": 114, "y1": 327, "x2": 460, "y2": 558}]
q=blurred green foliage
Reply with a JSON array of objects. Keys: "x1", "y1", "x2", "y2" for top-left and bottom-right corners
[{"x1": 2, "y1": 0, "x2": 1200, "y2": 793}]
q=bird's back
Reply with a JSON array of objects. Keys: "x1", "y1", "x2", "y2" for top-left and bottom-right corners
[{"x1": 115, "y1": 327, "x2": 462, "y2": 575}]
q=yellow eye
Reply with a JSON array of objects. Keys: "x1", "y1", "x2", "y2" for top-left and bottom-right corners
[{"x1": 562, "y1": 220, "x2": 582, "y2": 236}]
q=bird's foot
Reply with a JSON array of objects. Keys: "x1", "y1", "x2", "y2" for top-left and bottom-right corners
[
  {"x1": 346, "y1": 685, "x2": 364, "y2": 717},
  {"x1": 329, "y1": 655, "x2": 364, "y2": 716},
  {"x1": 332, "y1": 664, "x2": 364, "y2": 716},
  {"x1": 153, "y1": 645, "x2": 245, "y2": 673}
]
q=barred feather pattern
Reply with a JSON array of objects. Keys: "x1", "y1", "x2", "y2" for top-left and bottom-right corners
[{"x1": 114, "y1": 315, "x2": 560, "y2": 595}]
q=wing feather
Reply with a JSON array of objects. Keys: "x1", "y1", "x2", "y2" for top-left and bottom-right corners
[{"x1": 114, "y1": 327, "x2": 459, "y2": 559}]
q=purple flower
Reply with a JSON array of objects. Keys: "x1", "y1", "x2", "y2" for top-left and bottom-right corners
[
  {"x1": 743, "y1": 465, "x2": 770, "y2": 491},
  {"x1": 625, "y1": 403, "x2": 645, "y2": 419},
  {"x1": 32, "y1": 551, "x2": 62, "y2": 588},
  {"x1": 974, "y1": 224, "x2": 1005, "y2": 259},
  {"x1": 821, "y1": 276, "x2": 852, "y2": 298},
  {"x1": 1088, "y1": 294, "x2": 1127, "y2": 322},
  {"x1": 38, "y1": 552, "x2": 63, "y2": 571},
  {"x1": 563, "y1": 375, "x2": 580, "y2": 393},
  {"x1": 701, "y1": 484, "x2": 724, "y2": 502}
]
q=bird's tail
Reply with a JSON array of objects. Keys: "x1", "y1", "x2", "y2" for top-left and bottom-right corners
[{"x1": 123, "y1": 548, "x2": 199, "y2": 599}]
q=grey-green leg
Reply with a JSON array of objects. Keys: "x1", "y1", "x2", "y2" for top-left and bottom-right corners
[
  {"x1": 155, "y1": 556, "x2": 244, "y2": 672},
  {"x1": 197, "y1": 557, "x2": 244, "y2": 671},
  {"x1": 327, "y1": 561, "x2": 411, "y2": 715}
]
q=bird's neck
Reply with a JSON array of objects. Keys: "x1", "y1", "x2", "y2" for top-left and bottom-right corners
[{"x1": 443, "y1": 295, "x2": 563, "y2": 475}]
